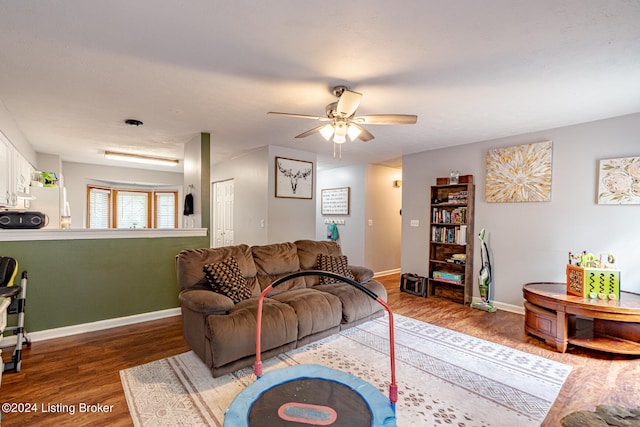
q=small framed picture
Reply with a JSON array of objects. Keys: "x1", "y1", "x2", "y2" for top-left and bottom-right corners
[
  {"x1": 275, "y1": 157, "x2": 313, "y2": 199},
  {"x1": 321, "y1": 187, "x2": 350, "y2": 215}
]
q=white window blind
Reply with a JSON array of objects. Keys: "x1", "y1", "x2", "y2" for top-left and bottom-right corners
[
  {"x1": 87, "y1": 186, "x2": 177, "y2": 229},
  {"x1": 116, "y1": 191, "x2": 148, "y2": 228},
  {"x1": 88, "y1": 187, "x2": 110, "y2": 229},
  {"x1": 155, "y1": 193, "x2": 176, "y2": 228}
]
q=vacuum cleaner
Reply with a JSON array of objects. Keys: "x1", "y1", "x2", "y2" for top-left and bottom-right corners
[{"x1": 471, "y1": 228, "x2": 497, "y2": 312}]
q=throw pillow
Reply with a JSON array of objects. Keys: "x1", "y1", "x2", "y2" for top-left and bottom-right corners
[
  {"x1": 316, "y1": 254, "x2": 355, "y2": 284},
  {"x1": 203, "y1": 257, "x2": 253, "y2": 303}
]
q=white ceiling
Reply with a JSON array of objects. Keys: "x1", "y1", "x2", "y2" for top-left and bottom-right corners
[{"x1": 1, "y1": 1, "x2": 639, "y2": 172}]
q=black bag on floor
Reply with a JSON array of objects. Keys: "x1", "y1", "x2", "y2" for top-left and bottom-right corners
[{"x1": 400, "y1": 273, "x2": 427, "y2": 297}]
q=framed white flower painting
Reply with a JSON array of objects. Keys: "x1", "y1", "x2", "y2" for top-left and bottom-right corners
[
  {"x1": 485, "y1": 141, "x2": 553, "y2": 203},
  {"x1": 597, "y1": 156, "x2": 640, "y2": 204}
]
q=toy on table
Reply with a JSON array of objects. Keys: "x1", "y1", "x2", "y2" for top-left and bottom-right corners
[{"x1": 566, "y1": 251, "x2": 620, "y2": 300}]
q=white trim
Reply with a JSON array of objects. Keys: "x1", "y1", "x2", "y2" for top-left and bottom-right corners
[
  {"x1": 374, "y1": 268, "x2": 401, "y2": 277},
  {"x1": 470, "y1": 297, "x2": 525, "y2": 315},
  {"x1": 0, "y1": 228, "x2": 207, "y2": 242},
  {"x1": 1, "y1": 308, "x2": 181, "y2": 347}
]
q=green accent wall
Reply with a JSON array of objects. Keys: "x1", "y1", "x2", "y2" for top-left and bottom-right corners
[
  {"x1": 3, "y1": 235, "x2": 208, "y2": 332},
  {"x1": 201, "y1": 132, "x2": 211, "y2": 230}
]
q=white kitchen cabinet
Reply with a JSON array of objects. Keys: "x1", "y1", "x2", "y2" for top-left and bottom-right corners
[
  {"x1": 0, "y1": 131, "x2": 36, "y2": 207},
  {"x1": 0, "y1": 135, "x2": 11, "y2": 206}
]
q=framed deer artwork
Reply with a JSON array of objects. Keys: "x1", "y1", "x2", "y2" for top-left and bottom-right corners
[{"x1": 275, "y1": 157, "x2": 314, "y2": 199}]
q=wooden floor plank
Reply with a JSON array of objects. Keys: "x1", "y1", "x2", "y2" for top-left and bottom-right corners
[{"x1": 1, "y1": 273, "x2": 638, "y2": 426}]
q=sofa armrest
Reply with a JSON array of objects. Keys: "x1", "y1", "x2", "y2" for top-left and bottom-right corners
[
  {"x1": 179, "y1": 289, "x2": 235, "y2": 315},
  {"x1": 349, "y1": 265, "x2": 374, "y2": 283}
]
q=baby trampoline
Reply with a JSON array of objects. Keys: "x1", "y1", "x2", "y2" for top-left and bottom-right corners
[{"x1": 224, "y1": 270, "x2": 397, "y2": 427}]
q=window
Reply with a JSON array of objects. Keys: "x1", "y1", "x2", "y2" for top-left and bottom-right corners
[
  {"x1": 155, "y1": 192, "x2": 178, "y2": 228},
  {"x1": 114, "y1": 190, "x2": 151, "y2": 228},
  {"x1": 87, "y1": 186, "x2": 111, "y2": 229},
  {"x1": 87, "y1": 186, "x2": 178, "y2": 229}
]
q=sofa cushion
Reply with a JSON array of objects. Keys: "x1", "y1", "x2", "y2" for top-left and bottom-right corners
[
  {"x1": 270, "y1": 288, "x2": 342, "y2": 340},
  {"x1": 176, "y1": 245, "x2": 259, "y2": 294},
  {"x1": 203, "y1": 257, "x2": 253, "y2": 303},
  {"x1": 252, "y1": 243, "x2": 306, "y2": 294},
  {"x1": 179, "y1": 289, "x2": 235, "y2": 315},
  {"x1": 295, "y1": 240, "x2": 343, "y2": 270},
  {"x1": 252, "y1": 242, "x2": 300, "y2": 275},
  {"x1": 316, "y1": 254, "x2": 355, "y2": 284},
  {"x1": 314, "y1": 279, "x2": 387, "y2": 324},
  {"x1": 206, "y1": 298, "x2": 298, "y2": 368}
]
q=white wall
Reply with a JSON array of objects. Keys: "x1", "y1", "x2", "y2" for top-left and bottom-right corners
[
  {"x1": 365, "y1": 164, "x2": 403, "y2": 273},
  {"x1": 316, "y1": 164, "x2": 367, "y2": 265},
  {"x1": 316, "y1": 163, "x2": 402, "y2": 272},
  {"x1": 61, "y1": 161, "x2": 183, "y2": 228},
  {"x1": 402, "y1": 113, "x2": 640, "y2": 309},
  {"x1": 211, "y1": 147, "x2": 269, "y2": 246},
  {"x1": 183, "y1": 133, "x2": 203, "y2": 228},
  {"x1": 267, "y1": 145, "x2": 317, "y2": 243},
  {"x1": 211, "y1": 145, "x2": 316, "y2": 246}
]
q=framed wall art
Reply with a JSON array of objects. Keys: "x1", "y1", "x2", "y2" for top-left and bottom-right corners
[
  {"x1": 321, "y1": 187, "x2": 350, "y2": 215},
  {"x1": 597, "y1": 155, "x2": 640, "y2": 204},
  {"x1": 275, "y1": 157, "x2": 313, "y2": 199},
  {"x1": 485, "y1": 140, "x2": 553, "y2": 203}
]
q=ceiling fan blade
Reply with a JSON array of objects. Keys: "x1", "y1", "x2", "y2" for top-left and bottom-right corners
[
  {"x1": 351, "y1": 123, "x2": 375, "y2": 142},
  {"x1": 354, "y1": 114, "x2": 418, "y2": 125},
  {"x1": 335, "y1": 90, "x2": 362, "y2": 117},
  {"x1": 294, "y1": 125, "x2": 327, "y2": 139},
  {"x1": 267, "y1": 112, "x2": 329, "y2": 121}
]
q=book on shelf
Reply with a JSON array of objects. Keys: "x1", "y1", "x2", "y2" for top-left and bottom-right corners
[
  {"x1": 432, "y1": 207, "x2": 467, "y2": 224},
  {"x1": 447, "y1": 190, "x2": 468, "y2": 204},
  {"x1": 430, "y1": 277, "x2": 463, "y2": 285},
  {"x1": 431, "y1": 224, "x2": 467, "y2": 244},
  {"x1": 458, "y1": 225, "x2": 467, "y2": 244}
]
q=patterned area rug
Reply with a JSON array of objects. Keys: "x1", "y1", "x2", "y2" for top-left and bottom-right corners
[{"x1": 120, "y1": 314, "x2": 571, "y2": 426}]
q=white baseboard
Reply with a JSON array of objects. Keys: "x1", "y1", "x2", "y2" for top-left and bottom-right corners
[
  {"x1": 470, "y1": 297, "x2": 525, "y2": 315},
  {"x1": 374, "y1": 268, "x2": 401, "y2": 277},
  {"x1": 1, "y1": 307, "x2": 181, "y2": 347}
]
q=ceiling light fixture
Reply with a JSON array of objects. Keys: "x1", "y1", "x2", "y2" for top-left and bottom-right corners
[
  {"x1": 104, "y1": 150, "x2": 179, "y2": 166},
  {"x1": 124, "y1": 119, "x2": 143, "y2": 127},
  {"x1": 319, "y1": 121, "x2": 364, "y2": 159},
  {"x1": 319, "y1": 121, "x2": 361, "y2": 144},
  {"x1": 319, "y1": 124, "x2": 334, "y2": 140}
]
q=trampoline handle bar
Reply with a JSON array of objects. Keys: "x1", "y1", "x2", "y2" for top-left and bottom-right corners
[{"x1": 254, "y1": 270, "x2": 397, "y2": 405}]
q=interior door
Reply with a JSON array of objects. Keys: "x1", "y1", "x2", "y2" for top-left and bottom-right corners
[{"x1": 212, "y1": 179, "x2": 234, "y2": 247}]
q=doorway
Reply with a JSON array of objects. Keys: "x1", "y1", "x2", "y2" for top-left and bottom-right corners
[{"x1": 212, "y1": 179, "x2": 234, "y2": 248}]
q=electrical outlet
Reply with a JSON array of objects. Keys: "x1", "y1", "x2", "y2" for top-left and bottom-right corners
[{"x1": 410, "y1": 220, "x2": 419, "y2": 227}]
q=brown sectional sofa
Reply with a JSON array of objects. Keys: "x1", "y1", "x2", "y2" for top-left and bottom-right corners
[{"x1": 176, "y1": 239, "x2": 387, "y2": 377}]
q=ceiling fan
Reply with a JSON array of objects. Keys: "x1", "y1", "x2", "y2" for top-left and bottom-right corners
[{"x1": 268, "y1": 85, "x2": 418, "y2": 158}]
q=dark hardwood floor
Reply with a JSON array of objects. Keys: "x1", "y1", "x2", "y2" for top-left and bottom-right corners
[{"x1": 1, "y1": 273, "x2": 638, "y2": 426}]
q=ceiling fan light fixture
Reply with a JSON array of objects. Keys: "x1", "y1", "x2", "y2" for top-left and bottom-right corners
[
  {"x1": 104, "y1": 150, "x2": 179, "y2": 166},
  {"x1": 319, "y1": 124, "x2": 334, "y2": 140},
  {"x1": 333, "y1": 134, "x2": 347, "y2": 144},
  {"x1": 334, "y1": 121, "x2": 348, "y2": 137},
  {"x1": 347, "y1": 124, "x2": 361, "y2": 141}
]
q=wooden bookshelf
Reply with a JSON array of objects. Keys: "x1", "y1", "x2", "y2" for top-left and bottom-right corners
[{"x1": 428, "y1": 180, "x2": 475, "y2": 304}]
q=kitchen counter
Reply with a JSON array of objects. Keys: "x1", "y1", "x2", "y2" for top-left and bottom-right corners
[{"x1": 0, "y1": 228, "x2": 208, "y2": 241}]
